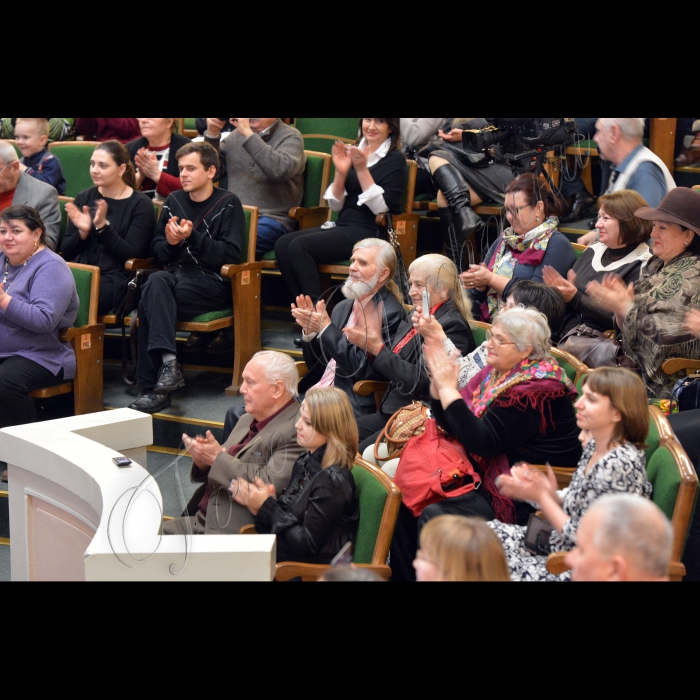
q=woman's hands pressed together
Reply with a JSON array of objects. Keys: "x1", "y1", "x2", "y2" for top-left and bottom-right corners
[
  {"x1": 230, "y1": 475, "x2": 277, "y2": 516},
  {"x1": 461, "y1": 264, "x2": 493, "y2": 292}
]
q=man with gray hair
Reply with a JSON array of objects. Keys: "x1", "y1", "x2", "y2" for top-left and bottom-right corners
[
  {"x1": 292, "y1": 238, "x2": 406, "y2": 417},
  {"x1": 565, "y1": 493, "x2": 673, "y2": 582},
  {"x1": 0, "y1": 141, "x2": 61, "y2": 248},
  {"x1": 579, "y1": 118, "x2": 677, "y2": 245},
  {"x1": 162, "y1": 351, "x2": 303, "y2": 536}
]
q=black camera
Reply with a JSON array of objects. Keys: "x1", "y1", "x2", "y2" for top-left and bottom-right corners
[{"x1": 463, "y1": 118, "x2": 577, "y2": 156}]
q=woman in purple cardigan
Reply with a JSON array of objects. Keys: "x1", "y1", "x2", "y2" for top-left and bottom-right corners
[{"x1": 0, "y1": 206, "x2": 79, "y2": 436}]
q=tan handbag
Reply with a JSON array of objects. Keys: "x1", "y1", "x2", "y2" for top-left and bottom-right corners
[{"x1": 374, "y1": 401, "x2": 430, "y2": 463}]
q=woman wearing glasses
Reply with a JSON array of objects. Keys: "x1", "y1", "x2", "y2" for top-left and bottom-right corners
[
  {"x1": 389, "y1": 307, "x2": 581, "y2": 580},
  {"x1": 461, "y1": 174, "x2": 576, "y2": 323}
]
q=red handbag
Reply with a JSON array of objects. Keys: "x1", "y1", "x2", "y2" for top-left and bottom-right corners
[{"x1": 393, "y1": 418, "x2": 481, "y2": 517}]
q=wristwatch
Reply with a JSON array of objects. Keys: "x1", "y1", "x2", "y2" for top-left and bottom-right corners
[{"x1": 95, "y1": 220, "x2": 111, "y2": 234}]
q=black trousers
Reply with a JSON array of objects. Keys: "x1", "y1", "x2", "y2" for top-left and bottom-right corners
[
  {"x1": 137, "y1": 267, "x2": 230, "y2": 390},
  {"x1": 275, "y1": 224, "x2": 378, "y2": 302},
  {"x1": 357, "y1": 411, "x2": 392, "y2": 454},
  {"x1": 0, "y1": 356, "x2": 65, "y2": 427}
]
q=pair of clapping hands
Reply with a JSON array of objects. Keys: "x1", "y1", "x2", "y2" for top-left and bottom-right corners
[
  {"x1": 65, "y1": 199, "x2": 109, "y2": 239},
  {"x1": 331, "y1": 140, "x2": 371, "y2": 177},
  {"x1": 181, "y1": 430, "x2": 275, "y2": 516}
]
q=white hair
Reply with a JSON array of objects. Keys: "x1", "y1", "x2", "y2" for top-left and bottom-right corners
[
  {"x1": 0, "y1": 141, "x2": 19, "y2": 165},
  {"x1": 495, "y1": 307, "x2": 551, "y2": 360},
  {"x1": 589, "y1": 494, "x2": 673, "y2": 579},
  {"x1": 599, "y1": 118, "x2": 646, "y2": 141},
  {"x1": 252, "y1": 351, "x2": 298, "y2": 397}
]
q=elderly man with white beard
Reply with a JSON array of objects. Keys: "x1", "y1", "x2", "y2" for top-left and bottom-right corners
[{"x1": 291, "y1": 238, "x2": 406, "y2": 417}]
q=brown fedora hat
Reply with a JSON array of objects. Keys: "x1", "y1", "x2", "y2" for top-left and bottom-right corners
[{"x1": 635, "y1": 187, "x2": 700, "y2": 236}]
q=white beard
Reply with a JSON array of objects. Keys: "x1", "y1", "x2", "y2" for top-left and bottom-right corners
[{"x1": 341, "y1": 269, "x2": 381, "y2": 300}]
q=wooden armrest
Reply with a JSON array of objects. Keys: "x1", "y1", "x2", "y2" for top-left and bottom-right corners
[
  {"x1": 546, "y1": 552, "x2": 570, "y2": 575},
  {"x1": 240, "y1": 524, "x2": 258, "y2": 535},
  {"x1": 663, "y1": 358, "x2": 700, "y2": 375},
  {"x1": 220, "y1": 261, "x2": 265, "y2": 278},
  {"x1": 296, "y1": 361, "x2": 310, "y2": 379},
  {"x1": 60, "y1": 322, "x2": 105, "y2": 343},
  {"x1": 125, "y1": 258, "x2": 157, "y2": 272},
  {"x1": 275, "y1": 562, "x2": 392, "y2": 582},
  {"x1": 353, "y1": 380, "x2": 389, "y2": 397},
  {"x1": 289, "y1": 206, "x2": 331, "y2": 230}
]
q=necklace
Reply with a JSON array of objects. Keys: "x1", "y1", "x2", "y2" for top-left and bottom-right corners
[
  {"x1": 2, "y1": 244, "x2": 43, "y2": 291},
  {"x1": 100, "y1": 181, "x2": 128, "y2": 200}
]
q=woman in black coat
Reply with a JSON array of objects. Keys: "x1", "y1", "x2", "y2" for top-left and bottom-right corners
[{"x1": 231, "y1": 387, "x2": 360, "y2": 565}]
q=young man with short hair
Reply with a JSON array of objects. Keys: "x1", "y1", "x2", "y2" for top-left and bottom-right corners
[{"x1": 128, "y1": 142, "x2": 245, "y2": 414}]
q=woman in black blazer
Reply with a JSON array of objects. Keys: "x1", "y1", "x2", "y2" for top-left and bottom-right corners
[{"x1": 343, "y1": 254, "x2": 476, "y2": 452}]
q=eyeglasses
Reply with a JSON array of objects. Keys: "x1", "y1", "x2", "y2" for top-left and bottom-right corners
[
  {"x1": 486, "y1": 330, "x2": 516, "y2": 347},
  {"x1": 504, "y1": 204, "x2": 533, "y2": 217},
  {"x1": 0, "y1": 163, "x2": 9, "y2": 176}
]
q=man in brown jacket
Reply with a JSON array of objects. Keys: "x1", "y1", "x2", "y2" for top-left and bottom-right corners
[{"x1": 162, "y1": 351, "x2": 303, "y2": 536}]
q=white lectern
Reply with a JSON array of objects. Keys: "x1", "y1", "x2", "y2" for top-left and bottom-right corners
[{"x1": 0, "y1": 409, "x2": 275, "y2": 581}]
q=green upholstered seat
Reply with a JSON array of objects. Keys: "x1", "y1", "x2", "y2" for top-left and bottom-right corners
[
  {"x1": 469, "y1": 322, "x2": 488, "y2": 347},
  {"x1": 48, "y1": 142, "x2": 101, "y2": 198},
  {"x1": 189, "y1": 308, "x2": 233, "y2": 324}
]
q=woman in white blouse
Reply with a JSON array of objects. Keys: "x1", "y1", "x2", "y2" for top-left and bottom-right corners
[{"x1": 275, "y1": 118, "x2": 408, "y2": 302}]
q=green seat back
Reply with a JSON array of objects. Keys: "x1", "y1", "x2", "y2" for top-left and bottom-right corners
[
  {"x1": 49, "y1": 143, "x2": 97, "y2": 198},
  {"x1": 295, "y1": 118, "x2": 360, "y2": 141},
  {"x1": 469, "y1": 323, "x2": 488, "y2": 347},
  {"x1": 302, "y1": 153, "x2": 328, "y2": 208},
  {"x1": 58, "y1": 198, "x2": 71, "y2": 248},
  {"x1": 351, "y1": 462, "x2": 388, "y2": 564},
  {"x1": 644, "y1": 416, "x2": 661, "y2": 468},
  {"x1": 70, "y1": 267, "x2": 94, "y2": 328},
  {"x1": 183, "y1": 118, "x2": 197, "y2": 131},
  {"x1": 646, "y1": 443, "x2": 682, "y2": 522},
  {"x1": 242, "y1": 207, "x2": 253, "y2": 263},
  {"x1": 556, "y1": 356, "x2": 578, "y2": 384}
]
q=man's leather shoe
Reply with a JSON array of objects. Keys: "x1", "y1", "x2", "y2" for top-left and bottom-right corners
[
  {"x1": 293, "y1": 337, "x2": 304, "y2": 348},
  {"x1": 154, "y1": 359, "x2": 184, "y2": 393},
  {"x1": 207, "y1": 329, "x2": 234, "y2": 355},
  {"x1": 128, "y1": 391, "x2": 172, "y2": 414},
  {"x1": 183, "y1": 332, "x2": 209, "y2": 353},
  {"x1": 675, "y1": 148, "x2": 700, "y2": 167},
  {"x1": 561, "y1": 189, "x2": 597, "y2": 223}
]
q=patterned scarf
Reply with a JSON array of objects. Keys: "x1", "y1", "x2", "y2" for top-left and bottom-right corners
[
  {"x1": 461, "y1": 357, "x2": 576, "y2": 523},
  {"x1": 481, "y1": 217, "x2": 558, "y2": 322}
]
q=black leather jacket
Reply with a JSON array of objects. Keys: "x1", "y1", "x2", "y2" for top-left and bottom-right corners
[{"x1": 255, "y1": 445, "x2": 359, "y2": 564}]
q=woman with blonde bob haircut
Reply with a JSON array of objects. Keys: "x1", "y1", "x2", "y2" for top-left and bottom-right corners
[
  {"x1": 491, "y1": 367, "x2": 652, "y2": 582},
  {"x1": 414, "y1": 515, "x2": 510, "y2": 582},
  {"x1": 232, "y1": 387, "x2": 360, "y2": 564}
]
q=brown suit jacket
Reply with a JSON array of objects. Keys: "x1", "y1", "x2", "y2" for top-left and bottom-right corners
[{"x1": 199, "y1": 400, "x2": 304, "y2": 535}]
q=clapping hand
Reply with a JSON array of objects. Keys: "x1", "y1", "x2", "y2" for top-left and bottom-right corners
[
  {"x1": 586, "y1": 273, "x2": 634, "y2": 318},
  {"x1": 182, "y1": 431, "x2": 224, "y2": 471},
  {"x1": 542, "y1": 265, "x2": 578, "y2": 303},
  {"x1": 461, "y1": 264, "x2": 493, "y2": 292},
  {"x1": 412, "y1": 308, "x2": 447, "y2": 345},
  {"x1": 424, "y1": 341, "x2": 460, "y2": 396},
  {"x1": 230, "y1": 475, "x2": 276, "y2": 515},
  {"x1": 134, "y1": 148, "x2": 160, "y2": 182},
  {"x1": 496, "y1": 462, "x2": 557, "y2": 504},
  {"x1": 165, "y1": 216, "x2": 193, "y2": 245},
  {"x1": 291, "y1": 295, "x2": 330, "y2": 336},
  {"x1": 347, "y1": 145, "x2": 370, "y2": 171},
  {"x1": 331, "y1": 140, "x2": 353, "y2": 177}
]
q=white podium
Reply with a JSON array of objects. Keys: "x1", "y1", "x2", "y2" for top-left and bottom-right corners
[{"x1": 0, "y1": 409, "x2": 275, "y2": 582}]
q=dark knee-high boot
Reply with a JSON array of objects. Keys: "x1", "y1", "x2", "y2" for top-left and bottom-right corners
[
  {"x1": 438, "y1": 207, "x2": 465, "y2": 272},
  {"x1": 432, "y1": 164, "x2": 485, "y2": 267}
]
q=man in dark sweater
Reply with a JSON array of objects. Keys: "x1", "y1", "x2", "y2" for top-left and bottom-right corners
[{"x1": 128, "y1": 142, "x2": 245, "y2": 414}]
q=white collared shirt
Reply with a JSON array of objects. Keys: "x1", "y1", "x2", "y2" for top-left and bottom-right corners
[{"x1": 323, "y1": 137, "x2": 392, "y2": 215}]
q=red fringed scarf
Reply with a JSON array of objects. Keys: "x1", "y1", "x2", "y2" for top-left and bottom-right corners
[{"x1": 461, "y1": 358, "x2": 576, "y2": 524}]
